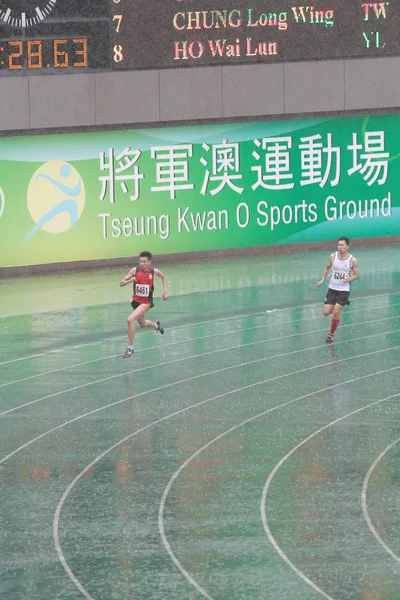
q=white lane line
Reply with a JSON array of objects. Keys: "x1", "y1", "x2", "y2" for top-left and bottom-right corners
[
  {"x1": 52, "y1": 363, "x2": 400, "y2": 600},
  {"x1": 0, "y1": 315, "x2": 398, "y2": 419},
  {"x1": 260, "y1": 393, "x2": 400, "y2": 600},
  {"x1": 159, "y1": 390, "x2": 400, "y2": 600},
  {"x1": 0, "y1": 334, "x2": 123, "y2": 367},
  {"x1": 2, "y1": 297, "x2": 399, "y2": 390},
  {"x1": 2, "y1": 297, "x2": 400, "y2": 390},
  {"x1": 0, "y1": 308, "x2": 278, "y2": 367},
  {"x1": 0, "y1": 313, "x2": 338, "y2": 389},
  {"x1": 1, "y1": 290, "x2": 399, "y2": 367},
  {"x1": 361, "y1": 437, "x2": 400, "y2": 564}
]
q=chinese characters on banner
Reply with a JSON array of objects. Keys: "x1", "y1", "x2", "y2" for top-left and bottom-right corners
[{"x1": 98, "y1": 131, "x2": 389, "y2": 203}]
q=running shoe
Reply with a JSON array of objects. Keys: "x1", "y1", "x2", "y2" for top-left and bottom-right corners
[
  {"x1": 155, "y1": 320, "x2": 164, "y2": 334},
  {"x1": 123, "y1": 347, "x2": 134, "y2": 358},
  {"x1": 325, "y1": 334, "x2": 334, "y2": 343}
]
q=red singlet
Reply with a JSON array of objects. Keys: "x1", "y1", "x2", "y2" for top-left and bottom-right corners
[{"x1": 132, "y1": 267, "x2": 154, "y2": 305}]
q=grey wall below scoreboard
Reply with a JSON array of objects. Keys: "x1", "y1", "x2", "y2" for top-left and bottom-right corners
[{"x1": 1, "y1": 56, "x2": 400, "y2": 132}]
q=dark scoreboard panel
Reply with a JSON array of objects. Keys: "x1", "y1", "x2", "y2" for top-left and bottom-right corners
[
  {"x1": 0, "y1": 0, "x2": 110, "y2": 72},
  {"x1": 117, "y1": 1, "x2": 399, "y2": 69},
  {"x1": 0, "y1": 1, "x2": 398, "y2": 74}
]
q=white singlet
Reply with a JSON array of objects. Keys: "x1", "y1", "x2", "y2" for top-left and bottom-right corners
[{"x1": 329, "y1": 252, "x2": 353, "y2": 292}]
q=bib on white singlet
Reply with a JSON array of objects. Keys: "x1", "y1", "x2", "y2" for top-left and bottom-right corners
[{"x1": 333, "y1": 270, "x2": 347, "y2": 281}]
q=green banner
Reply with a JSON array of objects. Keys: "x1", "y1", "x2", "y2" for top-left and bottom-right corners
[{"x1": 0, "y1": 114, "x2": 399, "y2": 268}]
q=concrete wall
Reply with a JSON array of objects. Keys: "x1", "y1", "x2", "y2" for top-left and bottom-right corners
[{"x1": 1, "y1": 57, "x2": 400, "y2": 132}]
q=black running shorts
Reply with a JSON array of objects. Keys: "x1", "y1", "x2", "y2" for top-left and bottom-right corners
[
  {"x1": 324, "y1": 288, "x2": 350, "y2": 306},
  {"x1": 131, "y1": 299, "x2": 154, "y2": 310}
]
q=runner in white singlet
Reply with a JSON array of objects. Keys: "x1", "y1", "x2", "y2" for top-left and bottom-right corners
[{"x1": 317, "y1": 236, "x2": 359, "y2": 343}]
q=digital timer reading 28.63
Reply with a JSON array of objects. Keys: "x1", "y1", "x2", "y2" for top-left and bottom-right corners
[
  {"x1": 0, "y1": 39, "x2": 87, "y2": 69},
  {"x1": 0, "y1": 0, "x2": 111, "y2": 73}
]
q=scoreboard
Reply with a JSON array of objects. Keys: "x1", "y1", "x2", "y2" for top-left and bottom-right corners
[{"x1": 0, "y1": 1, "x2": 398, "y2": 74}]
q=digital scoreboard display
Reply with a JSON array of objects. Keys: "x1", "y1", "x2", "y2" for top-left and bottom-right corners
[
  {"x1": 0, "y1": 1, "x2": 398, "y2": 74},
  {"x1": 0, "y1": 0, "x2": 110, "y2": 72}
]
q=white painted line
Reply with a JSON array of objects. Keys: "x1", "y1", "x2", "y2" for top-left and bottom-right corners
[
  {"x1": 261, "y1": 394, "x2": 400, "y2": 599},
  {"x1": 159, "y1": 389, "x2": 400, "y2": 600},
  {"x1": 2, "y1": 297, "x2": 399, "y2": 390},
  {"x1": 2, "y1": 296, "x2": 399, "y2": 390},
  {"x1": 0, "y1": 312, "x2": 328, "y2": 389},
  {"x1": 1, "y1": 290, "x2": 399, "y2": 367},
  {"x1": 361, "y1": 437, "x2": 400, "y2": 564},
  {"x1": 0, "y1": 307, "x2": 282, "y2": 367},
  {"x1": 48, "y1": 359, "x2": 400, "y2": 599},
  {"x1": 0, "y1": 318, "x2": 398, "y2": 419},
  {"x1": 0, "y1": 334, "x2": 125, "y2": 367},
  {"x1": 3, "y1": 340, "x2": 399, "y2": 462}
]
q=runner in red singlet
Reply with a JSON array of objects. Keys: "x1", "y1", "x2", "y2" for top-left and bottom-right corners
[{"x1": 120, "y1": 251, "x2": 168, "y2": 358}]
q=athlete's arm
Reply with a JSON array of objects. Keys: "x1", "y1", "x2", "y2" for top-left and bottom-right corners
[
  {"x1": 345, "y1": 257, "x2": 359, "y2": 283},
  {"x1": 317, "y1": 253, "x2": 334, "y2": 287},
  {"x1": 120, "y1": 267, "x2": 137, "y2": 287},
  {"x1": 154, "y1": 268, "x2": 168, "y2": 300}
]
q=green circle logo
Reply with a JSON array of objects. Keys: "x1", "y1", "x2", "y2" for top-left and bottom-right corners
[{"x1": 25, "y1": 160, "x2": 85, "y2": 241}]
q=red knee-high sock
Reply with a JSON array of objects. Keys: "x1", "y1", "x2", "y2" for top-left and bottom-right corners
[{"x1": 330, "y1": 318, "x2": 340, "y2": 336}]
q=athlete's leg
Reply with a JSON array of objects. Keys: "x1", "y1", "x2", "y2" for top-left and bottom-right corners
[
  {"x1": 138, "y1": 313, "x2": 157, "y2": 330},
  {"x1": 323, "y1": 303, "x2": 335, "y2": 341},
  {"x1": 326, "y1": 303, "x2": 344, "y2": 342},
  {"x1": 332, "y1": 303, "x2": 344, "y2": 321},
  {"x1": 138, "y1": 313, "x2": 164, "y2": 334},
  {"x1": 323, "y1": 304, "x2": 335, "y2": 317},
  {"x1": 128, "y1": 304, "x2": 151, "y2": 343}
]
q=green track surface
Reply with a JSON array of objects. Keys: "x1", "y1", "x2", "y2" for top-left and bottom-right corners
[{"x1": 1, "y1": 248, "x2": 400, "y2": 600}]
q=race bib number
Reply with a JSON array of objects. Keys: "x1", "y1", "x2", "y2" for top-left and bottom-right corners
[
  {"x1": 135, "y1": 284, "x2": 150, "y2": 297},
  {"x1": 333, "y1": 270, "x2": 347, "y2": 281}
]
